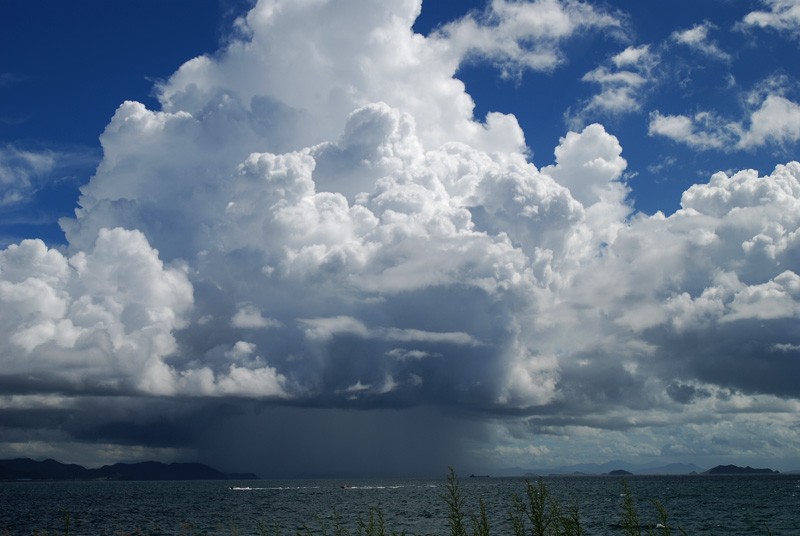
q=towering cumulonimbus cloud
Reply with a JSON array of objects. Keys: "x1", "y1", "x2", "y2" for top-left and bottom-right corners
[{"x1": 2, "y1": 0, "x2": 800, "y2": 474}]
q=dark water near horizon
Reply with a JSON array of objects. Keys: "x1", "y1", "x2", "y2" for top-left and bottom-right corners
[{"x1": 1, "y1": 474, "x2": 798, "y2": 535}]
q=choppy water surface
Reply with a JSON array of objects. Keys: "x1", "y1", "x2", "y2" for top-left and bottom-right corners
[{"x1": 1, "y1": 474, "x2": 798, "y2": 535}]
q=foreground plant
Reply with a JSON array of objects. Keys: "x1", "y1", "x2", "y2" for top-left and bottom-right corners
[
  {"x1": 444, "y1": 467, "x2": 468, "y2": 536},
  {"x1": 620, "y1": 480, "x2": 692, "y2": 536},
  {"x1": 620, "y1": 480, "x2": 641, "y2": 536},
  {"x1": 508, "y1": 478, "x2": 584, "y2": 536},
  {"x1": 470, "y1": 498, "x2": 490, "y2": 536}
]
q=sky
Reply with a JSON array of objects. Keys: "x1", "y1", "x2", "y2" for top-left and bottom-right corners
[{"x1": 1, "y1": 0, "x2": 800, "y2": 478}]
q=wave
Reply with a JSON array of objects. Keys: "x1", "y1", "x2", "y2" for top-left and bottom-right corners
[
  {"x1": 230, "y1": 486, "x2": 321, "y2": 491},
  {"x1": 340, "y1": 484, "x2": 439, "y2": 490}
]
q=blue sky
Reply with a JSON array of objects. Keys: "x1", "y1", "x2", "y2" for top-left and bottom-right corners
[
  {"x1": 1, "y1": 0, "x2": 800, "y2": 476},
  {"x1": 1, "y1": 0, "x2": 242, "y2": 245},
  {"x1": 4, "y1": 0, "x2": 799, "y2": 246}
]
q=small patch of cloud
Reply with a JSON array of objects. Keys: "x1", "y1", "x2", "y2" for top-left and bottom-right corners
[
  {"x1": 341, "y1": 374, "x2": 399, "y2": 398},
  {"x1": 738, "y1": 95, "x2": 800, "y2": 148},
  {"x1": 224, "y1": 341, "x2": 257, "y2": 361},
  {"x1": 297, "y1": 316, "x2": 371, "y2": 341},
  {"x1": 231, "y1": 304, "x2": 282, "y2": 329},
  {"x1": 649, "y1": 96, "x2": 800, "y2": 151},
  {"x1": 436, "y1": 0, "x2": 624, "y2": 77},
  {"x1": 671, "y1": 22, "x2": 732, "y2": 62},
  {"x1": 380, "y1": 327, "x2": 480, "y2": 346},
  {"x1": 743, "y1": 73, "x2": 796, "y2": 106},
  {"x1": 648, "y1": 75, "x2": 800, "y2": 151},
  {"x1": 0, "y1": 145, "x2": 98, "y2": 206},
  {"x1": 740, "y1": 0, "x2": 800, "y2": 38},
  {"x1": 646, "y1": 155, "x2": 678, "y2": 176},
  {"x1": 386, "y1": 348, "x2": 439, "y2": 361},
  {"x1": 569, "y1": 44, "x2": 656, "y2": 127},
  {"x1": 772, "y1": 342, "x2": 800, "y2": 352},
  {"x1": 344, "y1": 380, "x2": 371, "y2": 394},
  {"x1": 0, "y1": 146, "x2": 57, "y2": 205},
  {"x1": 298, "y1": 316, "x2": 480, "y2": 346},
  {"x1": 582, "y1": 68, "x2": 647, "y2": 111},
  {"x1": 611, "y1": 44, "x2": 652, "y2": 69},
  {"x1": 648, "y1": 111, "x2": 737, "y2": 150}
]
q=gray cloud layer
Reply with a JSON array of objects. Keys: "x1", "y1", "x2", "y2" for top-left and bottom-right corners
[{"x1": 2, "y1": 0, "x2": 799, "y2": 475}]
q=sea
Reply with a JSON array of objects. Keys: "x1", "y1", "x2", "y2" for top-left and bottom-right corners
[{"x1": 1, "y1": 474, "x2": 798, "y2": 535}]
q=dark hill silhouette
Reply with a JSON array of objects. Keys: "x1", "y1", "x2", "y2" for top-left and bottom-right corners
[
  {"x1": 97, "y1": 461, "x2": 228, "y2": 480},
  {"x1": 0, "y1": 458, "x2": 258, "y2": 481},
  {"x1": 704, "y1": 464, "x2": 779, "y2": 475},
  {"x1": 608, "y1": 469, "x2": 633, "y2": 475},
  {"x1": 0, "y1": 458, "x2": 89, "y2": 480}
]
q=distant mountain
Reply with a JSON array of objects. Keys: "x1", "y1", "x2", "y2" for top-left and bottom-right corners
[
  {"x1": 0, "y1": 458, "x2": 89, "y2": 480},
  {"x1": 97, "y1": 461, "x2": 228, "y2": 480},
  {"x1": 704, "y1": 464, "x2": 779, "y2": 475},
  {"x1": 0, "y1": 458, "x2": 259, "y2": 481},
  {"x1": 498, "y1": 460, "x2": 705, "y2": 476}
]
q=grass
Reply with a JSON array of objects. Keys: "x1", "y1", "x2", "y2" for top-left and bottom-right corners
[
  {"x1": 3, "y1": 470, "x2": 776, "y2": 536},
  {"x1": 251, "y1": 468, "x2": 772, "y2": 536}
]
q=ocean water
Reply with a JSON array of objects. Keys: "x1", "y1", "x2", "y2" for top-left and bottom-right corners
[{"x1": 1, "y1": 474, "x2": 798, "y2": 535}]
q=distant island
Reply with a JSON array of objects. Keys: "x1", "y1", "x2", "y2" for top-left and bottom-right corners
[
  {"x1": 0, "y1": 458, "x2": 258, "y2": 481},
  {"x1": 704, "y1": 464, "x2": 780, "y2": 475},
  {"x1": 608, "y1": 469, "x2": 633, "y2": 476},
  {"x1": 504, "y1": 460, "x2": 788, "y2": 477}
]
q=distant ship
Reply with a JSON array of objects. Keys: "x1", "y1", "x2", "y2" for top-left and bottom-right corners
[{"x1": 469, "y1": 474, "x2": 489, "y2": 478}]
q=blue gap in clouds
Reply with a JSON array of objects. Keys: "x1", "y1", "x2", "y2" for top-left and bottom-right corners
[
  {"x1": 0, "y1": 0, "x2": 230, "y2": 145},
  {"x1": 0, "y1": 0, "x2": 236, "y2": 245},
  {"x1": 415, "y1": 0, "x2": 800, "y2": 217}
]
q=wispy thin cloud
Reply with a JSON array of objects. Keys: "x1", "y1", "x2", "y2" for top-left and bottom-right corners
[
  {"x1": 740, "y1": 0, "x2": 800, "y2": 37},
  {"x1": 435, "y1": 0, "x2": 624, "y2": 76},
  {"x1": 568, "y1": 44, "x2": 657, "y2": 128},
  {"x1": 671, "y1": 22, "x2": 732, "y2": 62}
]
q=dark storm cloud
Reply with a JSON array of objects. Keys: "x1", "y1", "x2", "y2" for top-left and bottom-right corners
[{"x1": 645, "y1": 318, "x2": 800, "y2": 398}]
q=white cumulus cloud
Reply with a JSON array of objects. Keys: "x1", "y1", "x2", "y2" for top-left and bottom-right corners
[{"x1": 3, "y1": 0, "x2": 800, "y2": 471}]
